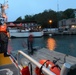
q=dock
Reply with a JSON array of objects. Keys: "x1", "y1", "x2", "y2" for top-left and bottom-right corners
[
  {"x1": 30, "y1": 48, "x2": 76, "y2": 67},
  {"x1": 20, "y1": 48, "x2": 76, "y2": 74}
]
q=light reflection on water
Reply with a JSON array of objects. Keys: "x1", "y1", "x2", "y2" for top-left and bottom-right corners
[
  {"x1": 47, "y1": 37, "x2": 56, "y2": 51},
  {"x1": 10, "y1": 35, "x2": 76, "y2": 57}
]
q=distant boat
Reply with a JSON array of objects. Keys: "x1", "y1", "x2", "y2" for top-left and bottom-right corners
[
  {"x1": 49, "y1": 33, "x2": 52, "y2": 36},
  {"x1": 9, "y1": 27, "x2": 43, "y2": 38}
]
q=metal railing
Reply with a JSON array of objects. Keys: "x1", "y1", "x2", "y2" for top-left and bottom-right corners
[{"x1": 17, "y1": 50, "x2": 56, "y2": 75}]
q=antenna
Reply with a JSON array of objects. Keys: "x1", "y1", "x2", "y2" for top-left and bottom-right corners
[
  {"x1": 57, "y1": 0, "x2": 59, "y2": 27},
  {"x1": 57, "y1": 0, "x2": 59, "y2": 12}
]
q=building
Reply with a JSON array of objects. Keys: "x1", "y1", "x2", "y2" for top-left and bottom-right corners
[
  {"x1": 6, "y1": 21, "x2": 42, "y2": 31},
  {"x1": 58, "y1": 18, "x2": 76, "y2": 34}
]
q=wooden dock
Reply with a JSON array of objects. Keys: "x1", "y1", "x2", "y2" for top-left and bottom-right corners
[
  {"x1": 20, "y1": 48, "x2": 76, "y2": 75},
  {"x1": 30, "y1": 48, "x2": 76, "y2": 67}
]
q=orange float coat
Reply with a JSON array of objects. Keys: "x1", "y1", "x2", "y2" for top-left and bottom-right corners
[{"x1": 0, "y1": 24, "x2": 9, "y2": 37}]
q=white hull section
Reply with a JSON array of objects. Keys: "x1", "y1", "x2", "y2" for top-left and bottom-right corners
[{"x1": 9, "y1": 30, "x2": 43, "y2": 37}]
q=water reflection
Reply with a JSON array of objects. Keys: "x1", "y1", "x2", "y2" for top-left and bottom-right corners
[{"x1": 47, "y1": 37, "x2": 56, "y2": 51}]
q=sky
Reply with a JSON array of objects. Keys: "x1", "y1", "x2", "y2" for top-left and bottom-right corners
[{"x1": 0, "y1": 0, "x2": 76, "y2": 22}]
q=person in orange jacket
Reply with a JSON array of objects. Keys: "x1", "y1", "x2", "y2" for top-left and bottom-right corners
[
  {"x1": 0, "y1": 22, "x2": 10, "y2": 57},
  {"x1": 27, "y1": 34, "x2": 34, "y2": 54}
]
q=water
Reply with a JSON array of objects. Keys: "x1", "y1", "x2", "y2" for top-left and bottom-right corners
[
  {"x1": 10, "y1": 35, "x2": 76, "y2": 57},
  {"x1": 53, "y1": 35, "x2": 76, "y2": 57}
]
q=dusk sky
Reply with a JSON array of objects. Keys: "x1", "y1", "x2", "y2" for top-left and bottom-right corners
[{"x1": 1, "y1": 0, "x2": 76, "y2": 21}]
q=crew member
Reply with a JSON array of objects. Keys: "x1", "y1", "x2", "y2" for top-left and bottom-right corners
[
  {"x1": 0, "y1": 22, "x2": 10, "y2": 57},
  {"x1": 27, "y1": 34, "x2": 34, "y2": 54}
]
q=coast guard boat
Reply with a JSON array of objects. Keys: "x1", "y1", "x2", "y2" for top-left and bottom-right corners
[{"x1": 0, "y1": 1, "x2": 76, "y2": 75}]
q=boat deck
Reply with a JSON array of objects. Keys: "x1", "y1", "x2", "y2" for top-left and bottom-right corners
[
  {"x1": 0, "y1": 53, "x2": 19, "y2": 75},
  {"x1": 0, "y1": 48, "x2": 76, "y2": 75},
  {"x1": 0, "y1": 53, "x2": 12, "y2": 66}
]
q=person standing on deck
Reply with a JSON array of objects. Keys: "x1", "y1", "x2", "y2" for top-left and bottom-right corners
[
  {"x1": 0, "y1": 22, "x2": 10, "y2": 57},
  {"x1": 27, "y1": 34, "x2": 34, "y2": 54}
]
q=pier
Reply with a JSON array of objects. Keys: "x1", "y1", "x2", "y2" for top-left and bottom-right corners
[
  {"x1": 30, "y1": 48, "x2": 76, "y2": 67},
  {"x1": 20, "y1": 48, "x2": 76, "y2": 74},
  {"x1": 44, "y1": 31, "x2": 76, "y2": 36}
]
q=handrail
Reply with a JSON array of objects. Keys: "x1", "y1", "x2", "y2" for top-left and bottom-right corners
[{"x1": 17, "y1": 50, "x2": 56, "y2": 75}]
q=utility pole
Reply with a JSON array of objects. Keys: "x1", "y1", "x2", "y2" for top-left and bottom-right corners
[{"x1": 57, "y1": 0, "x2": 59, "y2": 28}]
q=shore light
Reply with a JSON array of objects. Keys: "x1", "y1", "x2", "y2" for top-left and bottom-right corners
[
  {"x1": 39, "y1": 26, "x2": 41, "y2": 29},
  {"x1": 49, "y1": 20, "x2": 52, "y2": 28},
  {"x1": 49, "y1": 20, "x2": 52, "y2": 24}
]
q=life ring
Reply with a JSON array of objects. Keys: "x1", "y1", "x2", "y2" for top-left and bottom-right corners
[{"x1": 35, "y1": 59, "x2": 60, "y2": 75}]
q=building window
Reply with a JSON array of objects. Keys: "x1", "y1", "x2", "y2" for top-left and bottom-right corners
[{"x1": 71, "y1": 19, "x2": 75, "y2": 22}]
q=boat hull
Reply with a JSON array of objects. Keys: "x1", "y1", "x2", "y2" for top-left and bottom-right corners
[{"x1": 10, "y1": 31, "x2": 43, "y2": 38}]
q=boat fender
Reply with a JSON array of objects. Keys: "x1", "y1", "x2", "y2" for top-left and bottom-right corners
[{"x1": 35, "y1": 59, "x2": 60, "y2": 75}]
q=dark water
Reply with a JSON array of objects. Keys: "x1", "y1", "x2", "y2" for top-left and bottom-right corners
[
  {"x1": 53, "y1": 35, "x2": 76, "y2": 57},
  {"x1": 10, "y1": 35, "x2": 76, "y2": 57}
]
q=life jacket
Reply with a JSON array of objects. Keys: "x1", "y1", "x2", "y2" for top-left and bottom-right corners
[
  {"x1": 0, "y1": 24, "x2": 7, "y2": 33},
  {"x1": 0, "y1": 24, "x2": 9, "y2": 38},
  {"x1": 28, "y1": 34, "x2": 33, "y2": 42}
]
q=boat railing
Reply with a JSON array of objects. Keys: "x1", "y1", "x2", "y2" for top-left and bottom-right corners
[{"x1": 17, "y1": 50, "x2": 56, "y2": 75}]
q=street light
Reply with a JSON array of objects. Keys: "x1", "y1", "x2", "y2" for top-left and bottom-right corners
[
  {"x1": 49, "y1": 20, "x2": 52, "y2": 28},
  {"x1": 49, "y1": 20, "x2": 52, "y2": 24}
]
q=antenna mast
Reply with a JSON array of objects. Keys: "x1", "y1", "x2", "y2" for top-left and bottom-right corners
[{"x1": 57, "y1": 0, "x2": 59, "y2": 27}]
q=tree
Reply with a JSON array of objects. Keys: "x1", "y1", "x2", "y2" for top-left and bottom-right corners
[
  {"x1": 15, "y1": 8, "x2": 75, "y2": 28},
  {"x1": 16, "y1": 16, "x2": 22, "y2": 21},
  {"x1": 63, "y1": 9, "x2": 74, "y2": 19},
  {"x1": 24, "y1": 15, "x2": 35, "y2": 21}
]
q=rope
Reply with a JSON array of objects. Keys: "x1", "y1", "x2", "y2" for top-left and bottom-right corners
[{"x1": 28, "y1": 62, "x2": 33, "y2": 75}]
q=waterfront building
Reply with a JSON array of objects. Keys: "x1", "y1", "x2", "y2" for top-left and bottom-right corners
[
  {"x1": 58, "y1": 18, "x2": 76, "y2": 34},
  {"x1": 7, "y1": 21, "x2": 42, "y2": 31}
]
